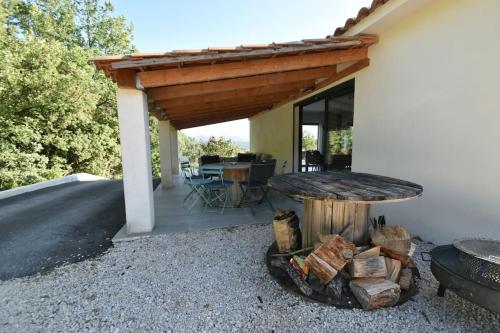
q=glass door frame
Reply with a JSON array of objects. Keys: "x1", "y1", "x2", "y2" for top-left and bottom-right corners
[{"x1": 294, "y1": 79, "x2": 355, "y2": 172}]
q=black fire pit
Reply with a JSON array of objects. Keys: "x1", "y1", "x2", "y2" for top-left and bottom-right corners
[
  {"x1": 430, "y1": 244, "x2": 500, "y2": 314},
  {"x1": 266, "y1": 242, "x2": 420, "y2": 309}
]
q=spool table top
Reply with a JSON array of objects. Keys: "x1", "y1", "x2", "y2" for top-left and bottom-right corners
[{"x1": 268, "y1": 171, "x2": 423, "y2": 203}]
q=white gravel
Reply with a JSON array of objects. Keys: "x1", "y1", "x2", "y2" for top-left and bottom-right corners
[{"x1": 0, "y1": 224, "x2": 498, "y2": 333}]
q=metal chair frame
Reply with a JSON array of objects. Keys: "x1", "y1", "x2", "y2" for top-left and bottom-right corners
[
  {"x1": 238, "y1": 159, "x2": 276, "y2": 214},
  {"x1": 182, "y1": 165, "x2": 212, "y2": 211},
  {"x1": 200, "y1": 165, "x2": 233, "y2": 214}
]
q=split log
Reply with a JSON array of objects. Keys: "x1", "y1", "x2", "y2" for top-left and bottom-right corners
[
  {"x1": 355, "y1": 246, "x2": 381, "y2": 258},
  {"x1": 398, "y1": 268, "x2": 412, "y2": 290},
  {"x1": 270, "y1": 258, "x2": 313, "y2": 296},
  {"x1": 382, "y1": 247, "x2": 411, "y2": 267},
  {"x1": 272, "y1": 210, "x2": 301, "y2": 253},
  {"x1": 305, "y1": 235, "x2": 356, "y2": 284},
  {"x1": 385, "y1": 257, "x2": 402, "y2": 283},
  {"x1": 371, "y1": 225, "x2": 411, "y2": 254},
  {"x1": 349, "y1": 256, "x2": 387, "y2": 278},
  {"x1": 349, "y1": 278, "x2": 401, "y2": 310},
  {"x1": 305, "y1": 253, "x2": 338, "y2": 284}
]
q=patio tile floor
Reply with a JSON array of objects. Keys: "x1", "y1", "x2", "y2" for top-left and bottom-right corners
[{"x1": 113, "y1": 175, "x2": 303, "y2": 242}]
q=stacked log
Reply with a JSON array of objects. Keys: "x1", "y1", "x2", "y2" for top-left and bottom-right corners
[
  {"x1": 305, "y1": 235, "x2": 356, "y2": 284},
  {"x1": 349, "y1": 278, "x2": 401, "y2": 310},
  {"x1": 371, "y1": 225, "x2": 411, "y2": 254},
  {"x1": 272, "y1": 210, "x2": 301, "y2": 253},
  {"x1": 272, "y1": 220, "x2": 416, "y2": 310}
]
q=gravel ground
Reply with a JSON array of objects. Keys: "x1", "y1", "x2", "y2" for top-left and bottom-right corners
[{"x1": 0, "y1": 224, "x2": 498, "y2": 333}]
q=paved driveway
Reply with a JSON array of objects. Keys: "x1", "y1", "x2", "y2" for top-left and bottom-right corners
[{"x1": 0, "y1": 179, "x2": 157, "y2": 280}]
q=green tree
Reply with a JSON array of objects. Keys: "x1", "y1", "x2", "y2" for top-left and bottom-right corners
[
  {"x1": 302, "y1": 131, "x2": 317, "y2": 151},
  {"x1": 328, "y1": 127, "x2": 352, "y2": 155},
  {"x1": 177, "y1": 133, "x2": 243, "y2": 168},
  {"x1": 0, "y1": 0, "x2": 136, "y2": 190},
  {"x1": 178, "y1": 132, "x2": 204, "y2": 167},
  {"x1": 202, "y1": 136, "x2": 241, "y2": 157}
]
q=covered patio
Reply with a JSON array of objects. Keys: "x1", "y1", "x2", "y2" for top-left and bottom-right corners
[
  {"x1": 112, "y1": 175, "x2": 303, "y2": 241},
  {"x1": 92, "y1": 34, "x2": 377, "y2": 235}
]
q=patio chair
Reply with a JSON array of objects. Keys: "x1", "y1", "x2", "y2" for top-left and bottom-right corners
[
  {"x1": 180, "y1": 156, "x2": 190, "y2": 174},
  {"x1": 200, "y1": 165, "x2": 234, "y2": 214},
  {"x1": 238, "y1": 159, "x2": 277, "y2": 214},
  {"x1": 305, "y1": 150, "x2": 323, "y2": 172},
  {"x1": 182, "y1": 166, "x2": 212, "y2": 211},
  {"x1": 200, "y1": 155, "x2": 221, "y2": 165},
  {"x1": 237, "y1": 153, "x2": 256, "y2": 162},
  {"x1": 181, "y1": 162, "x2": 205, "y2": 202}
]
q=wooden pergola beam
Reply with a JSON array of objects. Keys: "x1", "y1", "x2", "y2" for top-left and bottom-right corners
[
  {"x1": 165, "y1": 103, "x2": 273, "y2": 121},
  {"x1": 168, "y1": 110, "x2": 265, "y2": 125},
  {"x1": 271, "y1": 58, "x2": 370, "y2": 109},
  {"x1": 138, "y1": 48, "x2": 368, "y2": 88},
  {"x1": 148, "y1": 66, "x2": 337, "y2": 100},
  {"x1": 159, "y1": 90, "x2": 297, "y2": 115},
  {"x1": 159, "y1": 81, "x2": 314, "y2": 109},
  {"x1": 172, "y1": 111, "x2": 261, "y2": 129}
]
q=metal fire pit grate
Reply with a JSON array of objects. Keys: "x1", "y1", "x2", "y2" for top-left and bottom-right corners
[{"x1": 453, "y1": 239, "x2": 500, "y2": 289}]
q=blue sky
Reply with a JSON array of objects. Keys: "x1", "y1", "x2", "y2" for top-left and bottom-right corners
[{"x1": 111, "y1": 0, "x2": 371, "y2": 139}]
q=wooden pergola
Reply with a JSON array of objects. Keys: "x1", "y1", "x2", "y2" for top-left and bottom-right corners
[
  {"x1": 91, "y1": 34, "x2": 377, "y2": 234},
  {"x1": 92, "y1": 34, "x2": 377, "y2": 129}
]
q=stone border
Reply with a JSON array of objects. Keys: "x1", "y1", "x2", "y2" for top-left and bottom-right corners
[{"x1": 0, "y1": 173, "x2": 107, "y2": 200}]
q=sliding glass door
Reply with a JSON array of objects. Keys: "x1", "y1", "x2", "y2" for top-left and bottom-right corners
[{"x1": 296, "y1": 79, "x2": 354, "y2": 172}]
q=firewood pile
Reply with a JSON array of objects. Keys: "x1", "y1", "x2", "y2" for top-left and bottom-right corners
[{"x1": 271, "y1": 211, "x2": 417, "y2": 310}]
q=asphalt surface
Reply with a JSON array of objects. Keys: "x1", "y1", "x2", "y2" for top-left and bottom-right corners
[{"x1": 0, "y1": 179, "x2": 159, "y2": 280}]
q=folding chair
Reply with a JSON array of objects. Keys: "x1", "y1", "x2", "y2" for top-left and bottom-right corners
[
  {"x1": 181, "y1": 161, "x2": 203, "y2": 202},
  {"x1": 305, "y1": 150, "x2": 323, "y2": 172},
  {"x1": 238, "y1": 159, "x2": 276, "y2": 214},
  {"x1": 182, "y1": 166, "x2": 212, "y2": 210},
  {"x1": 200, "y1": 165, "x2": 234, "y2": 214}
]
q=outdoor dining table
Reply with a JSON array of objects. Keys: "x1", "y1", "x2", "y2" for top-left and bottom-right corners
[
  {"x1": 268, "y1": 171, "x2": 423, "y2": 247},
  {"x1": 201, "y1": 162, "x2": 251, "y2": 204}
]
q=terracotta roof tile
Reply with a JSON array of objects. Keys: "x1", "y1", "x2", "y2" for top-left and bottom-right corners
[{"x1": 332, "y1": 0, "x2": 391, "y2": 37}]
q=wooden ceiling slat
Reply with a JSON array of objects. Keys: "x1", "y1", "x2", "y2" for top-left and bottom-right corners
[
  {"x1": 173, "y1": 107, "x2": 262, "y2": 121},
  {"x1": 160, "y1": 90, "x2": 298, "y2": 115},
  {"x1": 138, "y1": 48, "x2": 368, "y2": 88},
  {"x1": 160, "y1": 81, "x2": 314, "y2": 108},
  {"x1": 165, "y1": 102, "x2": 275, "y2": 121},
  {"x1": 149, "y1": 66, "x2": 336, "y2": 100},
  {"x1": 172, "y1": 110, "x2": 262, "y2": 129},
  {"x1": 271, "y1": 58, "x2": 370, "y2": 109}
]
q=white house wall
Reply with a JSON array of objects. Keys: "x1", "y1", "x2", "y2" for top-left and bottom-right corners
[
  {"x1": 352, "y1": 0, "x2": 500, "y2": 244},
  {"x1": 250, "y1": 0, "x2": 500, "y2": 244}
]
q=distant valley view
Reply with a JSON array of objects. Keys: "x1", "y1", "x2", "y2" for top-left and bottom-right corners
[
  {"x1": 189, "y1": 134, "x2": 250, "y2": 151},
  {"x1": 178, "y1": 132, "x2": 250, "y2": 167}
]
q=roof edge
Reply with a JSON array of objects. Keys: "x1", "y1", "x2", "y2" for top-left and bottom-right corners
[{"x1": 332, "y1": 0, "x2": 392, "y2": 37}]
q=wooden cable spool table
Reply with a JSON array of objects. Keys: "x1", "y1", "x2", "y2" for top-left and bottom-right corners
[
  {"x1": 268, "y1": 171, "x2": 423, "y2": 247},
  {"x1": 202, "y1": 162, "x2": 251, "y2": 204}
]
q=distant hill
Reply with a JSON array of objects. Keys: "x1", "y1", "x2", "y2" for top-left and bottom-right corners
[{"x1": 192, "y1": 135, "x2": 249, "y2": 151}]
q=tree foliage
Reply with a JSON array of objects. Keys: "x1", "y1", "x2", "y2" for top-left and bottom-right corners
[
  {"x1": 178, "y1": 132, "x2": 204, "y2": 167},
  {"x1": 0, "y1": 0, "x2": 135, "y2": 190},
  {"x1": 302, "y1": 131, "x2": 317, "y2": 151},
  {"x1": 178, "y1": 133, "x2": 242, "y2": 167},
  {"x1": 328, "y1": 127, "x2": 353, "y2": 155}
]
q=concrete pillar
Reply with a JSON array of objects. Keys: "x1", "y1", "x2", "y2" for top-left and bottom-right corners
[
  {"x1": 159, "y1": 120, "x2": 173, "y2": 188},
  {"x1": 116, "y1": 88, "x2": 155, "y2": 233},
  {"x1": 170, "y1": 126, "x2": 180, "y2": 175}
]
